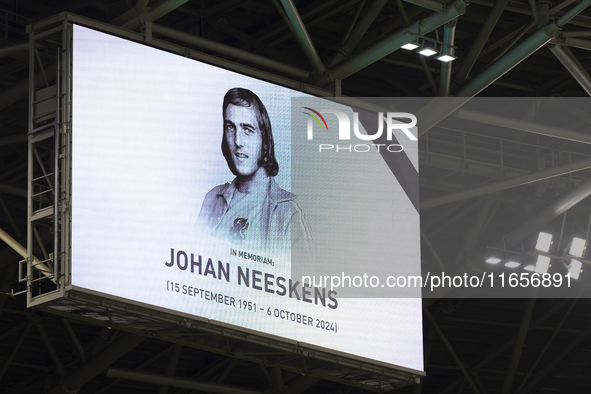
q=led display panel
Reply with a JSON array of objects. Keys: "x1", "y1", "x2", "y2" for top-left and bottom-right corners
[{"x1": 71, "y1": 24, "x2": 422, "y2": 372}]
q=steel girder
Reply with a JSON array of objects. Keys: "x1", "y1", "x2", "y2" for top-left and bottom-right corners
[
  {"x1": 422, "y1": 156, "x2": 591, "y2": 209},
  {"x1": 417, "y1": 0, "x2": 591, "y2": 135},
  {"x1": 549, "y1": 45, "x2": 591, "y2": 95},
  {"x1": 312, "y1": 0, "x2": 469, "y2": 86},
  {"x1": 278, "y1": 0, "x2": 325, "y2": 74}
]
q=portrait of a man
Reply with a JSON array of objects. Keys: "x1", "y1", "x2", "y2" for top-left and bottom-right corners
[{"x1": 197, "y1": 87, "x2": 312, "y2": 251}]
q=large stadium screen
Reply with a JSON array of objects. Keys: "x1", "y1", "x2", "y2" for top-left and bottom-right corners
[{"x1": 71, "y1": 24, "x2": 422, "y2": 372}]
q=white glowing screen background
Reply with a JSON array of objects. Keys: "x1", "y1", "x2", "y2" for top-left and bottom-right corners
[{"x1": 71, "y1": 24, "x2": 422, "y2": 372}]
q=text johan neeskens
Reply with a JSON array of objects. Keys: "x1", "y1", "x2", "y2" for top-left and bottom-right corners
[{"x1": 165, "y1": 248, "x2": 338, "y2": 309}]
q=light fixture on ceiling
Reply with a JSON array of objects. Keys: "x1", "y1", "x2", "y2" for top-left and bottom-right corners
[
  {"x1": 566, "y1": 237, "x2": 587, "y2": 280},
  {"x1": 436, "y1": 53, "x2": 457, "y2": 62},
  {"x1": 418, "y1": 40, "x2": 439, "y2": 57},
  {"x1": 400, "y1": 32, "x2": 457, "y2": 62},
  {"x1": 569, "y1": 237, "x2": 586, "y2": 258},
  {"x1": 505, "y1": 261, "x2": 521, "y2": 268},
  {"x1": 569, "y1": 259, "x2": 583, "y2": 280},
  {"x1": 535, "y1": 232, "x2": 553, "y2": 252},
  {"x1": 524, "y1": 265, "x2": 535, "y2": 272},
  {"x1": 486, "y1": 257, "x2": 502, "y2": 264},
  {"x1": 535, "y1": 255, "x2": 551, "y2": 274},
  {"x1": 401, "y1": 40, "x2": 420, "y2": 50}
]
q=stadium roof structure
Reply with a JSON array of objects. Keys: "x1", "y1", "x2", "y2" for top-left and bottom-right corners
[{"x1": 2, "y1": 1, "x2": 591, "y2": 393}]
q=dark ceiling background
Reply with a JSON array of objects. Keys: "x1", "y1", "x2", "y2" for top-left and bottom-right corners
[{"x1": 2, "y1": 1, "x2": 591, "y2": 393}]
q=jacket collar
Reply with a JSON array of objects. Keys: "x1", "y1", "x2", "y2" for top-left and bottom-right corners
[
  {"x1": 268, "y1": 178, "x2": 295, "y2": 203},
  {"x1": 217, "y1": 178, "x2": 295, "y2": 204}
]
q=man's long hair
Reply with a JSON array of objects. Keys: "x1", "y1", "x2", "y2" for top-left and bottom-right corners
[{"x1": 221, "y1": 88, "x2": 279, "y2": 177}]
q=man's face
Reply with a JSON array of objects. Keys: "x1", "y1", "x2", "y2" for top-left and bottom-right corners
[{"x1": 223, "y1": 104, "x2": 263, "y2": 178}]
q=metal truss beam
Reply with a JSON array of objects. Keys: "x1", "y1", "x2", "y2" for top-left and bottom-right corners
[
  {"x1": 269, "y1": 366, "x2": 284, "y2": 392},
  {"x1": 367, "y1": 4, "x2": 423, "y2": 42},
  {"x1": 402, "y1": 0, "x2": 446, "y2": 13},
  {"x1": 218, "y1": 358, "x2": 242, "y2": 384},
  {"x1": 549, "y1": 44, "x2": 591, "y2": 95},
  {"x1": 0, "y1": 240, "x2": 26, "y2": 271},
  {"x1": 158, "y1": 344, "x2": 183, "y2": 394},
  {"x1": 561, "y1": 30, "x2": 591, "y2": 37},
  {"x1": 151, "y1": 24, "x2": 310, "y2": 79},
  {"x1": 423, "y1": 299, "x2": 572, "y2": 393},
  {"x1": 261, "y1": 372, "x2": 275, "y2": 393},
  {"x1": 454, "y1": 108, "x2": 591, "y2": 144},
  {"x1": 424, "y1": 310, "x2": 483, "y2": 394},
  {"x1": 215, "y1": 20, "x2": 286, "y2": 62},
  {"x1": 370, "y1": 63, "x2": 422, "y2": 95},
  {"x1": 486, "y1": 20, "x2": 537, "y2": 65},
  {"x1": 121, "y1": 0, "x2": 190, "y2": 31},
  {"x1": 106, "y1": 367, "x2": 262, "y2": 394},
  {"x1": 278, "y1": 0, "x2": 325, "y2": 74},
  {"x1": 421, "y1": 231, "x2": 446, "y2": 270},
  {"x1": 0, "y1": 227, "x2": 52, "y2": 278},
  {"x1": 36, "y1": 322, "x2": 66, "y2": 377},
  {"x1": 110, "y1": 0, "x2": 149, "y2": 26},
  {"x1": 61, "y1": 318, "x2": 86, "y2": 361},
  {"x1": 269, "y1": 0, "x2": 359, "y2": 50},
  {"x1": 312, "y1": 0, "x2": 468, "y2": 86},
  {"x1": 0, "y1": 318, "x2": 33, "y2": 382},
  {"x1": 262, "y1": 0, "x2": 344, "y2": 47},
  {"x1": 483, "y1": 18, "x2": 536, "y2": 62},
  {"x1": 0, "y1": 318, "x2": 27, "y2": 342},
  {"x1": 516, "y1": 323, "x2": 591, "y2": 394},
  {"x1": 428, "y1": 177, "x2": 591, "y2": 300},
  {"x1": 421, "y1": 156, "x2": 591, "y2": 209},
  {"x1": 423, "y1": 199, "x2": 476, "y2": 233},
  {"x1": 476, "y1": 176, "x2": 591, "y2": 266},
  {"x1": 280, "y1": 375, "x2": 320, "y2": 394},
  {"x1": 454, "y1": 0, "x2": 510, "y2": 85},
  {"x1": 39, "y1": 295, "x2": 416, "y2": 392},
  {"x1": 381, "y1": 57, "x2": 532, "y2": 91},
  {"x1": 562, "y1": 36, "x2": 591, "y2": 50},
  {"x1": 0, "y1": 41, "x2": 28, "y2": 57},
  {"x1": 454, "y1": 199, "x2": 495, "y2": 266},
  {"x1": 343, "y1": 1, "x2": 366, "y2": 38},
  {"x1": 501, "y1": 298, "x2": 536, "y2": 394},
  {"x1": 328, "y1": 0, "x2": 389, "y2": 68},
  {"x1": 0, "y1": 196, "x2": 21, "y2": 238},
  {"x1": 46, "y1": 332, "x2": 146, "y2": 394},
  {"x1": 95, "y1": 345, "x2": 174, "y2": 394},
  {"x1": 417, "y1": 0, "x2": 591, "y2": 135},
  {"x1": 439, "y1": 21, "x2": 456, "y2": 97},
  {"x1": 0, "y1": 63, "x2": 56, "y2": 112},
  {"x1": 395, "y1": 0, "x2": 438, "y2": 95},
  {"x1": 0, "y1": 264, "x2": 17, "y2": 316},
  {"x1": 517, "y1": 297, "x2": 578, "y2": 391},
  {"x1": 0, "y1": 133, "x2": 27, "y2": 146},
  {"x1": 551, "y1": 96, "x2": 591, "y2": 125}
]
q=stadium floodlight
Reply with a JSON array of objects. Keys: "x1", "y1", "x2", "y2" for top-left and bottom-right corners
[
  {"x1": 418, "y1": 46, "x2": 438, "y2": 57},
  {"x1": 524, "y1": 265, "x2": 535, "y2": 272},
  {"x1": 436, "y1": 54, "x2": 457, "y2": 62},
  {"x1": 505, "y1": 261, "x2": 520, "y2": 268},
  {"x1": 401, "y1": 40, "x2": 420, "y2": 50},
  {"x1": 569, "y1": 259, "x2": 583, "y2": 280},
  {"x1": 418, "y1": 40, "x2": 439, "y2": 57},
  {"x1": 535, "y1": 255, "x2": 551, "y2": 274},
  {"x1": 569, "y1": 237, "x2": 587, "y2": 258},
  {"x1": 535, "y1": 232, "x2": 553, "y2": 252},
  {"x1": 486, "y1": 257, "x2": 502, "y2": 264}
]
